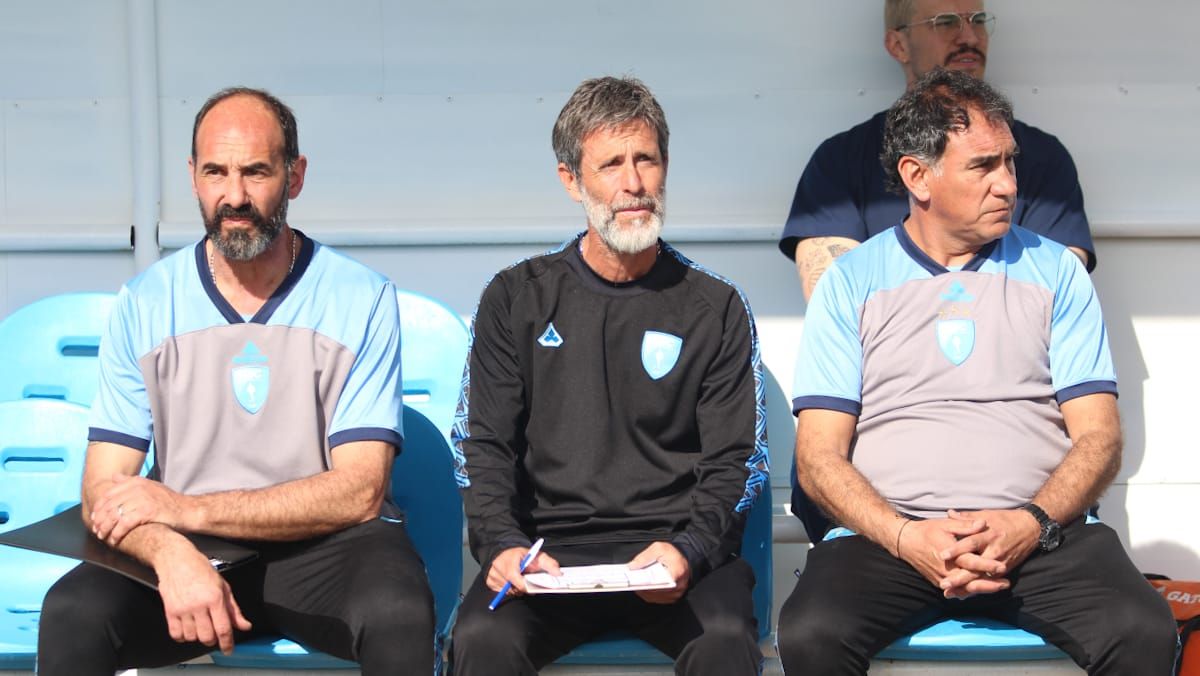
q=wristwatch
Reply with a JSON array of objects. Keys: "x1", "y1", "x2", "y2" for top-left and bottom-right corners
[{"x1": 1020, "y1": 503, "x2": 1062, "y2": 552}]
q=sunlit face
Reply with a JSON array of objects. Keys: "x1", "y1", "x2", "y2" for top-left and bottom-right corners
[
  {"x1": 922, "y1": 107, "x2": 1017, "y2": 247},
  {"x1": 560, "y1": 120, "x2": 667, "y2": 255},
  {"x1": 189, "y1": 96, "x2": 301, "y2": 261},
  {"x1": 889, "y1": 0, "x2": 989, "y2": 84}
]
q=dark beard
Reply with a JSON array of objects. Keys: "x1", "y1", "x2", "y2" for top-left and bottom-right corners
[{"x1": 202, "y1": 183, "x2": 289, "y2": 261}]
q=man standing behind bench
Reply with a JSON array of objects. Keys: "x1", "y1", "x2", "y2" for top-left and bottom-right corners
[
  {"x1": 776, "y1": 69, "x2": 1176, "y2": 674},
  {"x1": 37, "y1": 87, "x2": 435, "y2": 675},
  {"x1": 450, "y1": 76, "x2": 768, "y2": 675}
]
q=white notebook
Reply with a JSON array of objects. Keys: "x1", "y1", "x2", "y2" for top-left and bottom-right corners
[{"x1": 523, "y1": 561, "x2": 676, "y2": 594}]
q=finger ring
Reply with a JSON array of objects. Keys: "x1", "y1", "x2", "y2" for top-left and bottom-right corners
[{"x1": 117, "y1": 504, "x2": 124, "y2": 517}]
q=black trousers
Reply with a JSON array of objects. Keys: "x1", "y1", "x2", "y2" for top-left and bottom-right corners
[
  {"x1": 37, "y1": 518, "x2": 436, "y2": 676},
  {"x1": 450, "y1": 544, "x2": 762, "y2": 676},
  {"x1": 777, "y1": 520, "x2": 1177, "y2": 675}
]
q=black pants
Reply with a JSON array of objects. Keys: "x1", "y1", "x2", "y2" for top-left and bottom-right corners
[
  {"x1": 450, "y1": 544, "x2": 761, "y2": 676},
  {"x1": 37, "y1": 518, "x2": 436, "y2": 676},
  {"x1": 777, "y1": 520, "x2": 1177, "y2": 675}
]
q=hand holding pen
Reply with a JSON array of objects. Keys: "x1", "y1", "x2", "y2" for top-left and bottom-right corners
[{"x1": 488, "y1": 537, "x2": 551, "y2": 611}]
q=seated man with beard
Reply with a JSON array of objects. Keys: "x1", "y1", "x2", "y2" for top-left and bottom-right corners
[
  {"x1": 449, "y1": 76, "x2": 769, "y2": 676},
  {"x1": 37, "y1": 87, "x2": 435, "y2": 676}
]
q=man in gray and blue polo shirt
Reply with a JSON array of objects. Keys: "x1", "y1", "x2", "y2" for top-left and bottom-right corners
[
  {"x1": 37, "y1": 87, "x2": 434, "y2": 676},
  {"x1": 776, "y1": 69, "x2": 1176, "y2": 675}
]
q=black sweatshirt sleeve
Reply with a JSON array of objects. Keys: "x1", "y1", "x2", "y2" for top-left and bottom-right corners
[
  {"x1": 670, "y1": 291, "x2": 763, "y2": 580},
  {"x1": 457, "y1": 275, "x2": 533, "y2": 568}
]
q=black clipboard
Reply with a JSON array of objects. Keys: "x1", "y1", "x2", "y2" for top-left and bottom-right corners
[{"x1": 0, "y1": 504, "x2": 258, "y2": 589}]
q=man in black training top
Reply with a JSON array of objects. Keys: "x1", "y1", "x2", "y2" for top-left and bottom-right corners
[{"x1": 449, "y1": 76, "x2": 769, "y2": 675}]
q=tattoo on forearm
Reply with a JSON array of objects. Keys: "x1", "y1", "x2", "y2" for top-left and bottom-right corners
[{"x1": 800, "y1": 239, "x2": 856, "y2": 298}]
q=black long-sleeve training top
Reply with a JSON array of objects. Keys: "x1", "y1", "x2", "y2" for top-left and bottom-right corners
[{"x1": 452, "y1": 235, "x2": 769, "y2": 581}]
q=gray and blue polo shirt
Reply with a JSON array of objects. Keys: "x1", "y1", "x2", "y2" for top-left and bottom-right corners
[
  {"x1": 793, "y1": 223, "x2": 1115, "y2": 518},
  {"x1": 88, "y1": 234, "x2": 403, "y2": 498}
]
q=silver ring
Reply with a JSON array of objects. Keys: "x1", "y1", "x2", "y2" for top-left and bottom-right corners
[{"x1": 117, "y1": 504, "x2": 124, "y2": 517}]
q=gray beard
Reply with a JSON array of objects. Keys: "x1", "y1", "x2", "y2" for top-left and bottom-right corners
[{"x1": 582, "y1": 186, "x2": 665, "y2": 255}]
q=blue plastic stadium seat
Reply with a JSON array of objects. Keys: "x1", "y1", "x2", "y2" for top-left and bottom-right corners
[
  {"x1": 0, "y1": 292, "x2": 116, "y2": 406},
  {"x1": 877, "y1": 616, "x2": 1068, "y2": 662},
  {"x1": 396, "y1": 289, "x2": 470, "y2": 438},
  {"x1": 0, "y1": 400, "x2": 92, "y2": 669},
  {"x1": 210, "y1": 405, "x2": 463, "y2": 671}
]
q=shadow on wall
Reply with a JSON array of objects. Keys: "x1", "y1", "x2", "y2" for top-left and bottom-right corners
[
  {"x1": 1099, "y1": 310, "x2": 1147, "y2": 544},
  {"x1": 1136, "y1": 540, "x2": 1200, "y2": 580}
]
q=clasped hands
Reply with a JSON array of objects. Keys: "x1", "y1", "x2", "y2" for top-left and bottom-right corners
[
  {"x1": 487, "y1": 541, "x2": 691, "y2": 605},
  {"x1": 897, "y1": 508, "x2": 1041, "y2": 599}
]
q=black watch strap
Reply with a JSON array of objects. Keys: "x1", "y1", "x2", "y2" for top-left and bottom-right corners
[
  {"x1": 1021, "y1": 502, "x2": 1062, "y2": 551},
  {"x1": 1021, "y1": 502, "x2": 1050, "y2": 524}
]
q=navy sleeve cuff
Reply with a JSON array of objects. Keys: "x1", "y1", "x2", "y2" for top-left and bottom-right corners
[
  {"x1": 329, "y1": 427, "x2": 404, "y2": 451},
  {"x1": 1055, "y1": 380, "x2": 1118, "y2": 405},
  {"x1": 87, "y1": 427, "x2": 151, "y2": 452},
  {"x1": 792, "y1": 395, "x2": 862, "y2": 417}
]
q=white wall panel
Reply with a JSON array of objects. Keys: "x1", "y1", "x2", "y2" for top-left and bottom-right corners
[
  {"x1": 3, "y1": 98, "x2": 133, "y2": 228},
  {"x1": 1012, "y1": 85, "x2": 1200, "y2": 230},
  {"x1": 0, "y1": 251, "x2": 134, "y2": 318},
  {"x1": 155, "y1": 0, "x2": 386, "y2": 97},
  {"x1": 379, "y1": 0, "x2": 892, "y2": 96},
  {"x1": 0, "y1": 0, "x2": 128, "y2": 98},
  {"x1": 986, "y1": 0, "x2": 1198, "y2": 87}
]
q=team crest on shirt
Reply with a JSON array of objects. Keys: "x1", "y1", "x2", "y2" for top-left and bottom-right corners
[
  {"x1": 936, "y1": 319, "x2": 975, "y2": 366},
  {"x1": 231, "y1": 342, "x2": 270, "y2": 414},
  {"x1": 641, "y1": 331, "x2": 682, "y2": 380},
  {"x1": 537, "y1": 322, "x2": 564, "y2": 348},
  {"x1": 937, "y1": 281, "x2": 976, "y2": 365}
]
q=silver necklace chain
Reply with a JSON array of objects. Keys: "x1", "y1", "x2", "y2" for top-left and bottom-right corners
[{"x1": 209, "y1": 230, "x2": 298, "y2": 288}]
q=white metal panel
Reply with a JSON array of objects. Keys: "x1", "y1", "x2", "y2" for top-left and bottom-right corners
[
  {"x1": 155, "y1": 0, "x2": 386, "y2": 97},
  {"x1": 0, "y1": 251, "x2": 134, "y2": 319},
  {"x1": 2, "y1": 98, "x2": 133, "y2": 229},
  {"x1": 379, "y1": 0, "x2": 894, "y2": 96},
  {"x1": 1011, "y1": 85, "x2": 1200, "y2": 231},
  {"x1": 986, "y1": 0, "x2": 1199, "y2": 87},
  {"x1": 0, "y1": 0, "x2": 128, "y2": 98}
]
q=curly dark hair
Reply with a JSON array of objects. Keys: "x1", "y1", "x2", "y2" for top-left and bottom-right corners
[{"x1": 881, "y1": 68, "x2": 1013, "y2": 195}]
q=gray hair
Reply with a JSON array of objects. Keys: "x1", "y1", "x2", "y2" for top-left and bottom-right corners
[
  {"x1": 552, "y1": 76, "x2": 669, "y2": 177},
  {"x1": 881, "y1": 68, "x2": 1013, "y2": 195},
  {"x1": 191, "y1": 87, "x2": 299, "y2": 166}
]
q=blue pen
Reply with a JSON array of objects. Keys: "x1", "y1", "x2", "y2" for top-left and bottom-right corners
[{"x1": 489, "y1": 537, "x2": 545, "y2": 611}]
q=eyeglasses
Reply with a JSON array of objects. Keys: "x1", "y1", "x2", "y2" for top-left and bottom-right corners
[{"x1": 896, "y1": 11, "x2": 996, "y2": 37}]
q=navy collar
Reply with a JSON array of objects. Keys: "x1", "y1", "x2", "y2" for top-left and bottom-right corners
[
  {"x1": 894, "y1": 223, "x2": 997, "y2": 276},
  {"x1": 196, "y1": 230, "x2": 315, "y2": 324}
]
